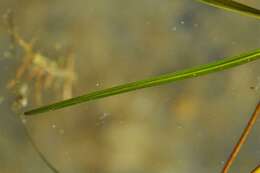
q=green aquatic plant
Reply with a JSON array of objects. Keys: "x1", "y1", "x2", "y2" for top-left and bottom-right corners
[
  {"x1": 198, "y1": 0, "x2": 260, "y2": 19},
  {"x1": 25, "y1": 49, "x2": 260, "y2": 115},
  {"x1": 25, "y1": 0, "x2": 260, "y2": 115},
  {"x1": 23, "y1": 0, "x2": 260, "y2": 173}
]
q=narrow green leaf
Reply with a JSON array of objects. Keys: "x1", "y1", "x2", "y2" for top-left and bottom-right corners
[
  {"x1": 198, "y1": 0, "x2": 260, "y2": 19},
  {"x1": 24, "y1": 49, "x2": 260, "y2": 115}
]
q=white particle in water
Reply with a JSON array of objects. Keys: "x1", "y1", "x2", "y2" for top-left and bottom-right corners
[
  {"x1": 171, "y1": 27, "x2": 177, "y2": 31},
  {"x1": 96, "y1": 83, "x2": 100, "y2": 87},
  {"x1": 21, "y1": 118, "x2": 27, "y2": 124},
  {"x1": 180, "y1": 21, "x2": 185, "y2": 25},
  {"x1": 65, "y1": 151, "x2": 71, "y2": 160},
  {"x1": 177, "y1": 125, "x2": 183, "y2": 129},
  {"x1": 54, "y1": 43, "x2": 62, "y2": 50},
  {"x1": 59, "y1": 129, "x2": 65, "y2": 134},
  {"x1": 52, "y1": 124, "x2": 56, "y2": 129},
  {"x1": 145, "y1": 21, "x2": 151, "y2": 25},
  {"x1": 3, "y1": 51, "x2": 11, "y2": 58},
  {"x1": 193, "y1": 23, "x2": 199, "y2": 27},
  {"x1": 254, "y1": 77, "x2": 260, "y2": 91},
  {"x1": 231, "y1": 41, "x2": 236, "y2": 45},
  {"x1": 99, "y1": 112, "x2": 109, "y2": 120},
  {"x1": 20, "y1": 98, "x2": 28, "y2": 108},
  {"x1": 96, "y1": 121, "x2": 105, "y2": 126}
]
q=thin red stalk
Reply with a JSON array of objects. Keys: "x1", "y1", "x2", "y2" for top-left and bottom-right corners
[{"x1": 222, "y1": 101, "x2": 260, "y2": 173}]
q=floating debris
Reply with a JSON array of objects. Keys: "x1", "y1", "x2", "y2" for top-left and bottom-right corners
[
  {"x1": 250, "y1": 76, "x2": 260, "y2": 91},
  {"x1": 12, "y1": 83, "x2": 28, "y2": 111}
]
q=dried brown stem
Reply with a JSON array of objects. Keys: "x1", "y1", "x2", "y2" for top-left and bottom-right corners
[{"x1": 221, "y1": 101, "x2": 260, "y2": 173}]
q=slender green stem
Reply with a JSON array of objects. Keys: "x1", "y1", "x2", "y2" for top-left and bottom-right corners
[
  {"x1": 198, "y1": 0, "x2": 260, "y2": 19},
  {"x1": 24, "y1": 0, "x2": 260, "y2": 115},
  {"x1": 24, "y1": 49, "x2": 260, "y2": 115}
]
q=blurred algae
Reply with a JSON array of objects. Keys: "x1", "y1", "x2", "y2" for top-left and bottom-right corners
[
  {"x1": 4, "y1": 10, "x2": 77, "y2": 108},
  {"x1": 3, "y1": 10, "x2": 67, "y2": 173}
]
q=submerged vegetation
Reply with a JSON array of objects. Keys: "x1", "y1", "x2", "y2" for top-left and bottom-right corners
[{"x1": 4, "y1": 11, "x2": 77, "y2": 109}]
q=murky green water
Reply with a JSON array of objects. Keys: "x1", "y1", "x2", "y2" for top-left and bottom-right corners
[{"x1": 0, "y1": 0, "x2": 260, "y2": 173}]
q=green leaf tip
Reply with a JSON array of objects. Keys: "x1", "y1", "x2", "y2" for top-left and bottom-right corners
[
  {"x1": 198, "y1": 0, "x2": 260, "y2": 19},
  {"x1": 24, "y1": 49, "x2": 260, "y2": 116}
]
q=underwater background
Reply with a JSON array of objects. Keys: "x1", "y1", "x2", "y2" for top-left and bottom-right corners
[{"x1": 0, "y1": 0, "x2": 260, "y2": 173}]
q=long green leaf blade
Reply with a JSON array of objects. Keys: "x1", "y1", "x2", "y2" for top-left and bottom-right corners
[
  {"x1": 24, "y1": 49, "x2": 260, "y2": 115},
  {"x1": 198, "y1": 0, "x2": 260, "y2": 19}
]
